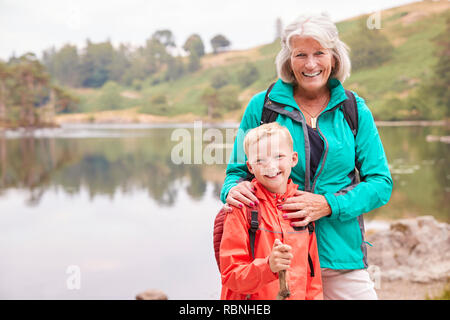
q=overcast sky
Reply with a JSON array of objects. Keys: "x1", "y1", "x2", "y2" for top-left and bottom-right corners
[{"x1": 0, "y1": 0, "x2": 415, "y2": 60}]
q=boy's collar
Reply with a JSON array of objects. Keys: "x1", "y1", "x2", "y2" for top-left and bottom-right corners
[{"x1": 251, "y1": 178, "x2": 299, "y2": 204}]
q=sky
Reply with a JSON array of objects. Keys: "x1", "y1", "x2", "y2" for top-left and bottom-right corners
[{"x1": 0, "y1": 0, "x2": 416, "y2": 60}]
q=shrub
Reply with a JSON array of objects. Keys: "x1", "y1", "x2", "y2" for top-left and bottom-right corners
[{"x1": 237, "y1": 63, "x2": 259, "y2": 88}]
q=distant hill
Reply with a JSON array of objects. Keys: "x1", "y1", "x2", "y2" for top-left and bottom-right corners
[{"x1": 59, "y1": 1, "x2": 450, "y2": 123}]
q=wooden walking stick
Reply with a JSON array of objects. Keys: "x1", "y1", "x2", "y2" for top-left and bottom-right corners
[{"x1": 276, "y1": 270, "x2": 290, "y2": 300}]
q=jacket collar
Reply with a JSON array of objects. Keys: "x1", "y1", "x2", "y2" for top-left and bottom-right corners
[
  {"x1": 251, "y1": 178, "x2": 299, "y2": 204},
  {"x1": 268, "y1": 78, "x2": 348, "y2": 113}
]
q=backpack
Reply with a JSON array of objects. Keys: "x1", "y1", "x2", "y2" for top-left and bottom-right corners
[
  {"x1": 213, "y1": 82, "x2": 359, "y2": 272},
  {"x1": 213, "y1": 205, "x2": 260, "y2": 271}
]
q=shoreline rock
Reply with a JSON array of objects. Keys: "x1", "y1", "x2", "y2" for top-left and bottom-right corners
[
  {"x1": 367, "y1": 216, "x2": 449, "y2": 299},
  {"x1": 136, "y1": 289, "x2": 168, "y2": 300}
]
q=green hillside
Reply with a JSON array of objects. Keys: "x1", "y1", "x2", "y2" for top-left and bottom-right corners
[{"x1": 72, "y1": 1, "x2": 450, "y2": 122}]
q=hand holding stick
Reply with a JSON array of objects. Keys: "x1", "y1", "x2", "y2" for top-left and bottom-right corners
[{"x1": 269, "y1": 239, "x2": 292, "y2": 300}]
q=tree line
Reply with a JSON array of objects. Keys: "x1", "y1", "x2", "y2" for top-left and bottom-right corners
[
  {"x1": 41, "y1": 30, "x2": 231, "y2": 89},
  {"x1": 0, "y1": 30, "x2": 233, "y2": 127}
]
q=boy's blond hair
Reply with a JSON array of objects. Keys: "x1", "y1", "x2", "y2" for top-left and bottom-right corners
[{"x1": 243, "y1": 123, "x2": 294, "y2": 157}]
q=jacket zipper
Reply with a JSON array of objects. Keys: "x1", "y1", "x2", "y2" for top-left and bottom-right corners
[
  {"x1": 311, "y1": 104, "x2": 342, "y2": 192},
  {"x1": 311, "y1": 114, "x2": 329, "y2": 193}
]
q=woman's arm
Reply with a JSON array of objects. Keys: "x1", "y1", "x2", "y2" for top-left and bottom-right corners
[{"x1": 323, "y1": 93, "x2": 393, "y2": 222}]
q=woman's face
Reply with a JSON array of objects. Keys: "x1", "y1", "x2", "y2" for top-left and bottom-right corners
[{"x1": 289, "y1": 36, "x2": 335, "y2": 94}]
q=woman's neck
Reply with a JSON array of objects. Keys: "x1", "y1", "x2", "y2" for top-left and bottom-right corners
[{"x1": 294, "y1": 85, "x2": 330, "y2": 102}]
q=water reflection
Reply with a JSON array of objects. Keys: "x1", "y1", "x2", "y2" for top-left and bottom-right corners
[
  {"x1": 0, "y1": 124, "x2": 448, "y2": 299},
  {"x1": 0, "y1": 125, "x2": 448, "y2": 221},
  {"x1": 377, "y1": 126, "x2": 450, "y2": 222},
  {"x1": 0, "y1": 129, "x2": 227, "y2": 207}
]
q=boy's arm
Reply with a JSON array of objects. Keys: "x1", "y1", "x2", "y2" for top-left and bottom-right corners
[{"x1": 220, "y1": 208, "x2": 278, "y2": 294}]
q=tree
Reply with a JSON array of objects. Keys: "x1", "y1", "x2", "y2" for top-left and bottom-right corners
[
  {"x1": 52, "y1": 86, "x2": 79, "y2": 113},
  {"x1": 80, "y1": 40, "x2": 115, "y2": 88},
  {"x1": 109, "y1": 43, "x2": 131, "y2": 85},
  {"x1": 152, "y1": 29, "x2": 176, "y2": 48},
  {"x1": 187, "y1": 51, "x2": 201, "y2": 72},
  {"x1": 122, "y1": 46, "x2": 152, "y2": 84},
  {"x1": 95, "y1": 81, "x2": 123, "y2": 110},
  {"x1": 183, "y1": 34, "x2": 205, "y2": 57},
  {"x1": 210, "y1": 34, "x2": 231, "y2": 54},
  {"x1": 9, "y1": 53, "x2": 50, "y2": 126},
  {"x1": 237, "y1": 63, "x2": 259, "y2": 88},
  {"x1": 41, "y1": 46, "x2": 56, "y2": 77},
  {"x1": 211, "y1": 71, "x2": 229, "y2": 89},
  {"x1": 164, "y1": 56, "x2": 185, "y2": 81},
  {"x1": 0, "y1": 61, "x2": 10, "y2": 123},
  {"x1": 143, "y1": 37, "x2": 170, "y2": 75},
  {"x1": 202, "y1": 87, "x2": 220, "y2": 118},
  {"x1": 51, "y1": 44, "x2": 81, "y2": 87},
  {"x1": 344, "y1": 16, "x2": 394, "y2": 71},
  {"x1": 202, "y1": 85, "x2": 240, "y2": 119}
]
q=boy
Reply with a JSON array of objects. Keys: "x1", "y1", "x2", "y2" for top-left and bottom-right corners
[{"x1": 220, "y1": 122, "x2": 323, "y2": 300}]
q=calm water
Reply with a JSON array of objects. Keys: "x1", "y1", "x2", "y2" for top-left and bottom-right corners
[{"x1": 0, "y1": 123, "x2": 448, "y2": 299}]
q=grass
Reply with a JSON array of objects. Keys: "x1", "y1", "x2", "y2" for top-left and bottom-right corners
[{"x1": 426, "y1": 280, "x2": 450, "y2": 300}]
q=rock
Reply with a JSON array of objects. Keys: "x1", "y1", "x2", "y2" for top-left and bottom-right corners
[
  {"x1": 135, "y1": 289, "x2": 168, "y2": 300},
  {"x1": 366, "y1": 216, "x2": 450, "y2": 283}
]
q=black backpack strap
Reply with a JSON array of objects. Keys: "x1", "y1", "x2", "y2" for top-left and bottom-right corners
[
  {"x1": 342, "y1": 89, "x2": 362, "y2": 182},
  {"x1": 260, "y1": 82, "x2": 279, "y2": 125},
  {"x1": 307, "y1": 222, "x2": 315, "y2": 277},
  {"x1": 342, "y1": 89, "x2": 358, "y2": 138},
  {"x1": 248, "y1": 208, "x2": 259, "y2": 260}
]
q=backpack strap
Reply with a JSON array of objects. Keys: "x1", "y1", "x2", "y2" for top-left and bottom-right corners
[
  {"x1": 342, "y1": 89, "x2": 358, "y2": 138},
  {"x1": 307, "y1": 222, "x2": 315, "y2": 277},
  {"x1": 260, "y1": 82, "x2": 279, "y2": 125},
  {"x1": 247, "y1": 206, "x2": 260, "y2": 260},
  {"x1": 341, "y1": 89, "x2": 362, "y2": 183}
]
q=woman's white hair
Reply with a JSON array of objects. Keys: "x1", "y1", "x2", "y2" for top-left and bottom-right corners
[{"x1": 275, "y1": 12, "x2": 351, "y2": 84}]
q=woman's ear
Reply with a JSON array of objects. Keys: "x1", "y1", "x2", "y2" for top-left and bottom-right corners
[{"x1": 331, "y1": 56, "x2": 337, "y2": 74}]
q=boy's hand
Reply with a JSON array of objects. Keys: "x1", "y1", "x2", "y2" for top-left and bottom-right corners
[{"x1": 269, "y1": 239, "x2": 293, "y2": 273}]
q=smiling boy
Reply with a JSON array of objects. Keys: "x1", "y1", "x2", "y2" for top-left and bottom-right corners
[{"x1": 220, "y1": 122, "x2": 323, "y2": 300}]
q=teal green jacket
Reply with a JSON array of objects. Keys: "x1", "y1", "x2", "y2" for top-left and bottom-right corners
[{"x1": 220, "y1": 78, "x2": 393, "y2": 270}]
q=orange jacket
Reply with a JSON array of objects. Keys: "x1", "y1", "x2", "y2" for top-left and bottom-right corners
[{"x1": 220, "y1": 179, "x2": 323, "y2": 300}]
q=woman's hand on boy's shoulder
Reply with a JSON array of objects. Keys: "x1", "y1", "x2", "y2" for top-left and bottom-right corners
[
  {"x1": 281, "y1": 190, "x2": 331, "y2": 227},
  {"x1": 225, "y1": 181, "x2": 259, "y2": 212}
]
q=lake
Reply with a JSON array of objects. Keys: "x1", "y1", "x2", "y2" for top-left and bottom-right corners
[{"x1": 0, "y1": 123, "x2": 448, "y2": 299}]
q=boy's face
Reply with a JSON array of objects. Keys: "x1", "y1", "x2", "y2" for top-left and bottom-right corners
[{"x1": 246, "y1": 133, "x2": 298, "y2": 194}]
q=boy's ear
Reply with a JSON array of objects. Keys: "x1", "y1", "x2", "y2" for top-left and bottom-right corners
[
  {"x1": 246, "y1": 160, "x2": 254, "y2": 174},
  {"x1": 291, "y1": 151, "x2": 298, "y2": 167}
]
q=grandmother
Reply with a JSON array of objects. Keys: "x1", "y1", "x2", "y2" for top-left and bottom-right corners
[{"x1": 220, "y1": 13, "x2": 393, "y2": 300}]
